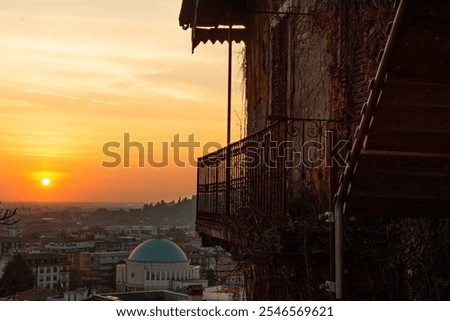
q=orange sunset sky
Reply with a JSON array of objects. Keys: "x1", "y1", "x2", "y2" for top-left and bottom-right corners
[{"x1": 0, "y1": 0, "x2": 244, "y2": 203}]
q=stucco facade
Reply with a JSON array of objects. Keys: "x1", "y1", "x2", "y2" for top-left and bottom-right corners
[{"x1": 116, "y1": 238, "x2": 204, "y2": 292}]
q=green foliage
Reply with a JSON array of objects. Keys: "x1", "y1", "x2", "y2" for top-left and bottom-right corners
[{"x1": 0, "y1": 254, "x2": 35, "y2": 296}]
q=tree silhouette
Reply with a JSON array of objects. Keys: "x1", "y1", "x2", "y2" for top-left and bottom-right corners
[
  {"x1": 0, "y1": 254, "x2": 35, "y2": 296},
  {"x1": 0, "y1": 203, "x2": 20, "y2": 225}
]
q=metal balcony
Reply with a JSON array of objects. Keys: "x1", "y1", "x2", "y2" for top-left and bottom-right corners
[{"x1": 196, "y1": 119, "x2": 340, "y2": 246}]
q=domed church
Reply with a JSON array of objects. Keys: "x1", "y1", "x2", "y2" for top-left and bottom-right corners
[{"x1": 116, "y1": 238, "x2": 207, "y2": 292}]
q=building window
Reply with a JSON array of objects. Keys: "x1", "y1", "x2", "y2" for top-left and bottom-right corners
[
  {"x1": 146, "y1": 271, "x2": 150, "y2": 281},
  {"x1": 151, "y1": 272, "x2": 155, "y2": 280},
  {"x1": 53, "y1": 267, "x2": 57, "y2": 272}
]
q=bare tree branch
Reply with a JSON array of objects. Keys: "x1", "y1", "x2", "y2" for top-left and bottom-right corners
[{"x1": 0, "y1": 203, "x2": 20, "y2": 225}]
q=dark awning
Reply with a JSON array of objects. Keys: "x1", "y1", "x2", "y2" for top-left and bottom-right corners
[
  {"x1": 179, "y1": 0, "x2": 251, "y2": 52},
  {"x1": 179, "y1": 0, "x2": 196, "y2": 30},
  {"x1": 193, "y1": 27, "x2": 247, "y2": 50}
]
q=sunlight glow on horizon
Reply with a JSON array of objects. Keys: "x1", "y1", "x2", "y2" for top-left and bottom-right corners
[{"x1": 0, "y1": 0, "x2": 245, "y2": 203}]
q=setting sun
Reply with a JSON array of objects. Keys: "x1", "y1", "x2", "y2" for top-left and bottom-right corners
[
  {"x1": 0, "y1": 0, "x2": 240, "y2": 203},
  {"x1": 41, "y1": 177, "x2": 51, "y2": 186}
]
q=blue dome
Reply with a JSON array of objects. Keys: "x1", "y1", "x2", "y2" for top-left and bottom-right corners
[{"x1": 128, "y1": 239, "x2": 187, "y2": 263}]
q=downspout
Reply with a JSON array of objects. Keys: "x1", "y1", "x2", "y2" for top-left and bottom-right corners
[{"x1": 334, "y1": 0, "x2": 408, "y2": 300}]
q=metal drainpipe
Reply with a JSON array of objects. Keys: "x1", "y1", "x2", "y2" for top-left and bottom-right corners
[
  {"x1": 225, "y1": 12, "x2": 232, "y2": 217},
  {"x1": 334, "y1": 197, "x2": 344, "y2": 299},
  {"x1": 334, "y1": 0, "x2": 408, "y2": 300}
]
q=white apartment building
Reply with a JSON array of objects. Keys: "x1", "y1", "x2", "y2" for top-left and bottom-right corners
[{"x1": 22, "y1": 252, "x2": 70, "y2": 289}]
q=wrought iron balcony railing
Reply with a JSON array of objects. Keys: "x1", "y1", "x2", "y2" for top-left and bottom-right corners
[{"x1": 196, "y1": 119, "x2": 343, "y2": 242}]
